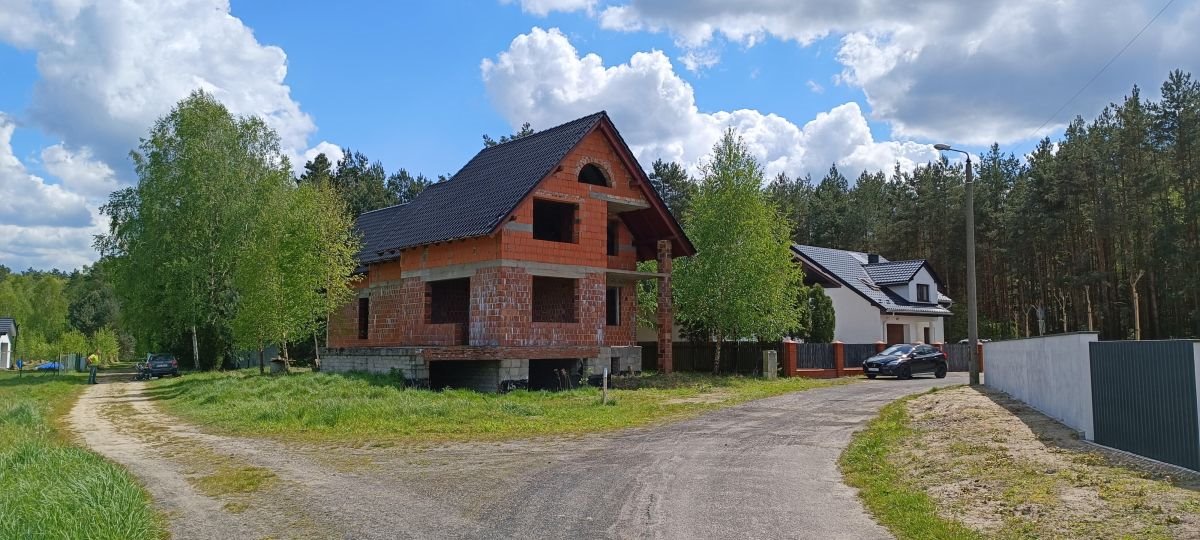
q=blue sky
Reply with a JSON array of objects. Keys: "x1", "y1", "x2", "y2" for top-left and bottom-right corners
[{"x1": 1, "y1": 0, "x2": 1195, "y2": 270}]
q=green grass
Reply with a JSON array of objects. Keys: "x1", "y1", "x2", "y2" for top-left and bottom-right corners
[
  {"x1": 839, "y1": 387, "x2": 982, "y2": 540},
  {"x1": 147, "y1": 370, "x2": 849, "y2": 443},
  {"x1": 193, "y1": 465, "x2": 277, "y2": 497},
  {"x1": 0, "y1": 370, "x2": 165, "y2": 539}
]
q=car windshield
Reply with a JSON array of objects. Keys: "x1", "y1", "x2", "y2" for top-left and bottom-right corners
[{"x1": 882, "y1": 345, "x2": 913, "y2": 355}]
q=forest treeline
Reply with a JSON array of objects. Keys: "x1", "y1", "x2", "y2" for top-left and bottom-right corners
[
  {"x1": 761, "y1": 70, "x2": 1200, "y2": 341},
  {"x1": 4, "y1": 71, "x2": 1196, "y2": 364}
]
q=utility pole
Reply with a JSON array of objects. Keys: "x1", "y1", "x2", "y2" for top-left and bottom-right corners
[{"x1": 935, "y1": 144, "x2": 980, "y2": 386}]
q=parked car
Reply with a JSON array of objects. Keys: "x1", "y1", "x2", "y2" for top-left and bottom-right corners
[
  {"x1": 862, "y1": 344, "x2": 948, "y2": 380},
  {"x1": 144, "y1": 353, "x2": 180, "y2": 378}
]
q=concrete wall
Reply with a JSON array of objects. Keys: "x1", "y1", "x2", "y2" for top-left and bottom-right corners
[
  {"x1": 984, "y1": 333, "x2": 1099, "y2": 440},
  {"x1": 321, "y1": 347, "x2": 429, "y2": 386},
  {"x1": 826, "y1": 286, "x2": 883, "y2": 343}
]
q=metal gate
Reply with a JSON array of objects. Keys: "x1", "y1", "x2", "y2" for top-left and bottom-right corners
[{"x1": 1089, "y1": 341, "x2": 1199, "y2": 471}]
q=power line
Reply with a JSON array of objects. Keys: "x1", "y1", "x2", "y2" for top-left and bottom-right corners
[{"x1": 1026, "y1": 0, "x2": 1176, "y2": 141}]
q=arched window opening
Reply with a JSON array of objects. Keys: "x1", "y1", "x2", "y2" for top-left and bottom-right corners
[{"x1": 578, "y1": 163, "x2": 609, "y2": 186}]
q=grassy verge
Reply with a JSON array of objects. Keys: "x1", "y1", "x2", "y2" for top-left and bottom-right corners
[
  {"x1": 842, "y1": 386, "x2": 1200, "y2": 539},
  {"x1": 839, "y1": 387, "x2": 982, "y2": 540},
  {"x1": 0, "y1": 370, "x2": 165, "y2": 539},
  {"x1": 148, "y1": 370, "x2": 849, "y2": 444}
]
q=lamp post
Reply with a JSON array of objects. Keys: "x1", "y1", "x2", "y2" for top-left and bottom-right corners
[{"x1": 934, "y1": 143, "x2": 980, "y2": 386}]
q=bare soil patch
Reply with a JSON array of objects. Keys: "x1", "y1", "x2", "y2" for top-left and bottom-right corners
[{"x1": 899, "y1": 386, "x2": 1200, "y2": 539}]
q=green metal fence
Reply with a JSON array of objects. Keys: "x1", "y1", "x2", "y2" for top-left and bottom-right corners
[{"x1": 1089, "y1": 340, "x2": 1199, "y2": 471}]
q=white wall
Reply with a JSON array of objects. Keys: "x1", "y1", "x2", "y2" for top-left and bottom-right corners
[
  {"x1": 0, "y1": 334, "x2": 9, "y2": 369},
  {"x1": 826, "y1": 286, "x2": 883, "y2": 343},
  {"x1": 880, "y1": 314, "x2": 945, "y2": 344},
  {"x1": 909, "y1": 267, "x2": 939, "y2": 304},
  {"x1": 985, "y1": 333, "x2": 1099, "y2": 440}
]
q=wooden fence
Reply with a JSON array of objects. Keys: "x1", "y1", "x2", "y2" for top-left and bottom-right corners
[
  {"x1": 944, "y1": 344, "x2": 972, "y2": 371},
  {"x1": 638, "y1": 341, "x2": 975, "y2": 378},
  {"x1": 795, "y1": 343, "x2": 834, "y2": 369},
  {"x1": 843, "y1": 344, "x2": 878, "y2": 368},
  {"x1": 638, "y1": 341, "x2": 783, "y2": 375}
]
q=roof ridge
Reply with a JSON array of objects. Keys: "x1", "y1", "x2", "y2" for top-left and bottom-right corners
[
  {"x1": 475, "y1": 111, "x2": 607, "y2": 153},
  {"x1": 864, "y1": 259, "x2": 925, "y2": 266},
  {"x1": 357, "y1": 201, "x2": 410, "y2": 216}
]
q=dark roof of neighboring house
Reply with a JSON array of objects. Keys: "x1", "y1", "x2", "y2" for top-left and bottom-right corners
[
  {"x1": 0, "y1": 317, "x2": 16, "y2": 337},
  {"x1": 792, "y1": 245, "x2": 952, "y2": 317},
  {"x1": 356, "y1": 111, "x2": 694, "y2": 266},
  {"x1": 864, "y1": 260, "x2": 926, "y2": 285}
]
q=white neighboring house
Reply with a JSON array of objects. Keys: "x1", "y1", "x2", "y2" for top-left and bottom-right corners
[
  {"x1": 0, "y1": 317, "x2": 16, "y2": 370},
  {"x1": 793, "y1": 245, "x2": 953, "y2": 344}
]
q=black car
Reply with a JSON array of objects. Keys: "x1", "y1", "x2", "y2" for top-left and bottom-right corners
[
  {"x1": 145, "y1": 353, "x2": 180, "y2": 377},
  {"x1": 862, "y1": 344, "x2": 947, "y2": 380}
]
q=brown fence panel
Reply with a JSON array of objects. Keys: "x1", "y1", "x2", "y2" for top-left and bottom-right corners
[
  {"x1": 638, "y1": 341, "x2": 781, "y2": 375},
  {"x1": 944, "y1": 344, "x2": 972, "y2": 371},
  {"x1": 639, "y1": 341, "x2": 659, "y2": 372},
  {"x1": 795, "y1": 343, "x2": 834, "y2": 369},
  {"x1": 843, "y1": 344, "x2": 878, "y2": 368}
]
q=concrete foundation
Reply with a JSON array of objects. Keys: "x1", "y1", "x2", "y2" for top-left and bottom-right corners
[
  {"x1": 321, "y1": 347, "x2": 429, "y2": 387},
  {"x1": 321, "y1": 345, "x2": 640, "y2": 393}
]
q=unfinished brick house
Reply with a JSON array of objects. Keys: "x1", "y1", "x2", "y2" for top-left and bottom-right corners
[{"x1": 322, "y1": 112, "x2": 694, "y2": 392}]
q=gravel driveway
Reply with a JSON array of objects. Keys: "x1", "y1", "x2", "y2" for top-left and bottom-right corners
[{"x1": 69, "y1": 373, "x2": 965, "y2": 539}]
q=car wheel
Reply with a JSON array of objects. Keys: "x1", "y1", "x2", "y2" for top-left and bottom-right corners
[
  {"x1": 899, "y1": 366, "x2": 913, "y2": 380},
  {"x1": 935, "y1": 365, "x2": 947, "y2": 379},
  {"x1": 866, "y1": 374, "x2": 877, "y2": 379}
]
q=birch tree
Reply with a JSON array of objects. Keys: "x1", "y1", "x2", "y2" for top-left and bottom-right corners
[{"x1": 674, "y1": 130, "x2": 804, "y2": 373}]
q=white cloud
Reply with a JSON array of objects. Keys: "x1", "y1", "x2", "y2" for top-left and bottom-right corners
[
  {"x1": 0, "y1": 221, "x2": 102, "y2": 271},
  {"x1": 0, "y1": 113, "x2": 101, "y2": 270},
  {"x1": 0, "y1": 0, "x2": 332, "y2": 269},
  {"x1": 0, "y1": 114, "x2": 93, "y2": 228},
  {"x1": 568, "y1": 1, "x2": 1200, "y2": 144},
  {"x1": 678, "y1": 48, "x2": 719, "y2": 73},
  {"x1": 481, "y1": 28, "x2": 937, "y2": 181},
  {"x1": 303, "y1": 141, "x2": 345, "y2": 168},
  {"x1": 502, "y1": 0, "x2": 596, "y2": 17},
  {"x1": 40, "y1": 144, "x2": 120, "y2": 201},
  {"x1": 0, "y1": 0, "x2": 320, "y2": 168},
  {"x1": 806, "y1": 80, "x2": 824, "y2": 94}
]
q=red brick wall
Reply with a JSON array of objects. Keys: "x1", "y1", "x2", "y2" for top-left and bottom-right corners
[
  {"x1": 328, "y1": 129, "x2": 654, "y2": 350},
  {"x1": 602, "y1": 283, "x2": 637, "y2": 347},
  {"x1": 499, "y1": 129, "x2": 647, "y2": 270}
]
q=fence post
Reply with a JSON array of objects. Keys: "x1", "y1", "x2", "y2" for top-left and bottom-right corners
[
  {"x1": 933, "y1": 341, "x2": 944, "y2": 353},
  {"x1": 875, "y1": 341, "x2": 886, "y2": 354},
  {"x1": 782, "y1": 341, "x2": 797, "y2": 377},
  {"x1": 833, "y1": 341, "x2": 845, "y2": 377},
  {"x1": 977, "y1": 342, "x2": 985, "y2": 373}
]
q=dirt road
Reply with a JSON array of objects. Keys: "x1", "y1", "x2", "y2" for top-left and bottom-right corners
[{"x1": 69, "y1": 373, "x2": 965, "y2": 539}]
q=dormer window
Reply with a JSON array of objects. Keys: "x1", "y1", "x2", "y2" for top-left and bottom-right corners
[
  {"x1": 917, "y1": 284, "x2": 930, "y2": 303},
  {"x1": 578, "y1": 163, "x2": 609, "y2": 186}
]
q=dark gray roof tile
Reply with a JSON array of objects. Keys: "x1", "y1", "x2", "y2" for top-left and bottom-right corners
[
  {"x1": 356, "y1": 112, "x2": 606, "y2": 264},
  {"x1": 864, "y1": 260, "x2": 924, "y2": 285},
  {"x1": 793, "y1": 245, "x2": 951, "y2": 316}
]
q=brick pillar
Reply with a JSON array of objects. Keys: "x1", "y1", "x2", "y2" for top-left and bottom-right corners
[
  {"x1": 933, "y1": 342, "x2": 944, "y2": 353},
  {"x1": 977, "y1": 343, "x2": 985, "y2": 373},
  {"x1": 656, "y1": 240, "x2": 674, "y2": 374},
  {"x1": 833, "y1": 341, "x2": 845, "y2": 377},
  {"x1": 782, "y1": 341, "x2": 797, "y2": 377},
  {"x1": 875, "y1": 341, "x2": 886, "y2": 353}
]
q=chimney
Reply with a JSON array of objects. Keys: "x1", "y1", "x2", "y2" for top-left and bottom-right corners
[{"x1": 867, "y1": 253, "x2": 880, "y2": 264}]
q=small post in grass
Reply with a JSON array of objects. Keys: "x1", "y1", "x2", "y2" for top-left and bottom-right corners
[{"x1": 602, "y1": 367, "x2": 609, "y2": 405}]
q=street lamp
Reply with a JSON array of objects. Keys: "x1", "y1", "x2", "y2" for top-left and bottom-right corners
[{"x1": 934, "y1": 143, "x2": 980, "y2": 386}]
